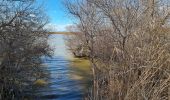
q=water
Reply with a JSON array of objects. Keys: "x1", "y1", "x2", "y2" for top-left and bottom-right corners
[{"x1": 27, "y1": 34, "x2": 92, "y2": 100}]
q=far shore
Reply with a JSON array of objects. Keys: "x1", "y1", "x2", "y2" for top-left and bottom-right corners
[
  {"x1": 48, "y1": 32, "x2": 81, "y2": 35},
  {"x1": 48, "y1": 32, "x2": 72, "y2": 35}
]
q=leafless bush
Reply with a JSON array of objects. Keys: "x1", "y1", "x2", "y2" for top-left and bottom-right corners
[
  {"x1": 0, "y1": 0, "x2": 51, "y2": 99},
  {"x1": 65, "y1": 25, "x2": 90, "y2": 57},
  {"x1": 65, "y1": 0, "x2": 170, "y2": 100}
]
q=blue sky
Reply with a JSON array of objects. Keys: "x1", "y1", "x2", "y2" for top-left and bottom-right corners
[{"x1": 38, "y1": 0, "x2": 74, "y2": 32}]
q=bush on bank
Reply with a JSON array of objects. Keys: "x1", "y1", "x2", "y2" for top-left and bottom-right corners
[
  {"x1": 0, "y1": 0, "x2": 51, "y2": 99},
  {"x1": 65, "y1": 0, "x2": 170, "y2": 100}
]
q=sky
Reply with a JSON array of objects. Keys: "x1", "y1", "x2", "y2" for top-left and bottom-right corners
[{"x1": 38, "y1": 0, "x2": 74, "y2": 32}]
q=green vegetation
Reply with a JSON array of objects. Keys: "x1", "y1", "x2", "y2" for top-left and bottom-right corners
[
  {"x1": 69, "y1": 58, "x2": 91, "y2": 75},
  {"x1": 69, "y1": 57, "x2": 92, "y2": 94},
  {"x1": 33, "y1": 79, "x2": 48, "y2": 86}
]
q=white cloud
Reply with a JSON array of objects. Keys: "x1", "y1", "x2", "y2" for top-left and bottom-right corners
[
  {"x1": 44, "y1": 23, "x2": 73, "y2": 32},
  {"x1": 44, "y1": 23, "x2": 58, "y2": 32},
  {"x1": 29, "y1": 14, "x2": 36, "y2": 18}
]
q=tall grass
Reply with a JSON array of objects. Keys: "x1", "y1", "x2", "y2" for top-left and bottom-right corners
[{"x1": 85, "y1": 28, "x2": 170, "y2": 100}]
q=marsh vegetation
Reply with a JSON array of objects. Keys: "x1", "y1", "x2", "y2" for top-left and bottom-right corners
[
  {"x1": 1, "y1": 0, "x2": 170, "y2": 99},
  {"x1": 64, "y1": 0, "x2": 170, "y2": 99}
]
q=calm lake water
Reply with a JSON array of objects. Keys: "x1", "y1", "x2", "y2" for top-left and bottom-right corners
[{"x1": 27, "y1": 34, "x2": 92, "y2": 100}]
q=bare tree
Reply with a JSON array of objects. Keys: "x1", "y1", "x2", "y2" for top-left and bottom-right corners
[
  {"x1": 0, "y1": 0, "x2": 51, "y2": 99},
  {"x1": 65, "y1": 0, "x2": 170, "y2": 100}
]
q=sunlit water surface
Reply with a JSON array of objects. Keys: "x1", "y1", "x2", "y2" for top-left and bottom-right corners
[{"x1": 27, "y1": 34, "x2": 92, "y2": 100}]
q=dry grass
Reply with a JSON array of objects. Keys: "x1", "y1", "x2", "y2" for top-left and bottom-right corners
[
  {"x1": 64, "y1": 0, "x2": 170, "y2": 99},
  {"x1": 85, "y1": 30, "x2": 170, "y2": 100}
]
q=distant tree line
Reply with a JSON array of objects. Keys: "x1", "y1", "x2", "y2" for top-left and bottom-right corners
[
  {"x1": 64, "y1": 0, "x2": 170, "y2": 100},
  {"x1": 0, "y1": 0, "x2": 51, "y2": 99}
]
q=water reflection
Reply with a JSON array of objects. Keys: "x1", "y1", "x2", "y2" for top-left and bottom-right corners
[
  {"x1": 27, "y1": 34, "x2": 92, "y2": 100},
  {"x1": 48, "y1": 34, "x2": 72, "y2": 58}
]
